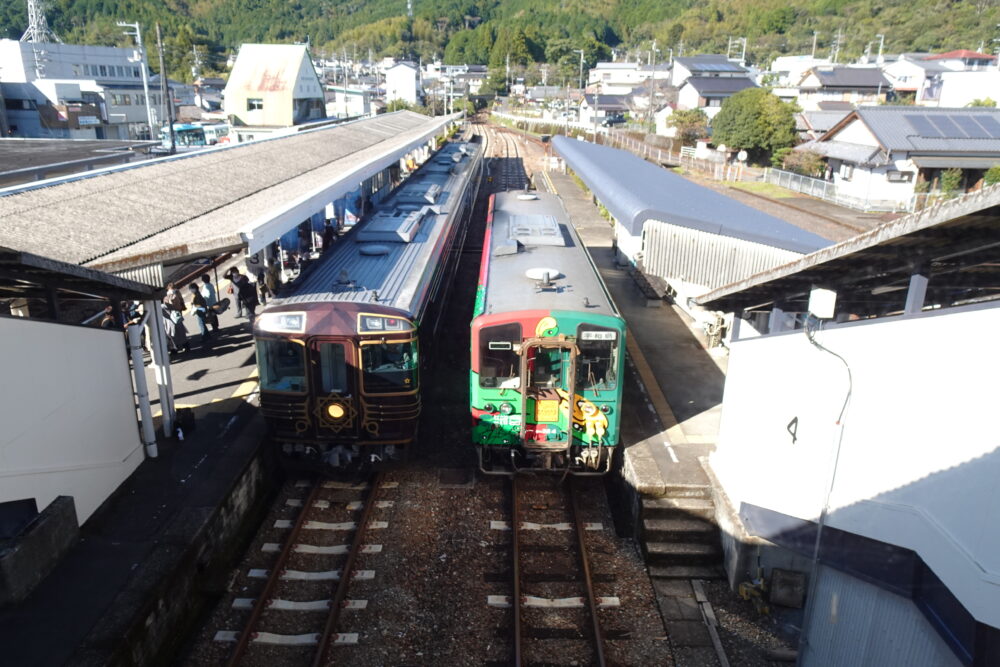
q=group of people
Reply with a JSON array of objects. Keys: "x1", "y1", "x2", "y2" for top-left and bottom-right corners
[{"x1": 160, "y1": 268, "x2": 264, "y2": 356}]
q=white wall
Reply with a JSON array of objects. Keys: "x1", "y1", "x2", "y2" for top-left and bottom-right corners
[
  {"x1": 712, "y1": 302, "x2": 1000, "y2": 625},
  {"x1": 0, "y1": 317, "x2": 144, "y2": 525},
  {"x1": 938, "y1": 71, "x2": 1000, "y2": 107}
]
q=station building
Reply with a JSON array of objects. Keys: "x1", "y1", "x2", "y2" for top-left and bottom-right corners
[{"x1": 696, "y1": 187, "x2": 1000, "y2": 666}]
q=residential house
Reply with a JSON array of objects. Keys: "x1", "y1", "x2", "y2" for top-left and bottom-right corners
[
  {"x1": 677, "y1": 76, "x2": 757, "y2": 120},
  {"x1": 224, "y1": 43, "x2": 325, "y2": 137},
  {"x1": 795, "y1": 109, "x2": 851, "y2": 141},
  {"x1": 670, "y1": 55, "x2": 748, "y2": 88},
  {"x1": 193, "y1": 76, "x2": 226, "y2": 112},
  {"x1": 454, "y1": 70, "x2": 486, "y2": 95},
  {"x1": 937, "y1": 70, "x2": 1000, "y2": 107},
  {"x1": 578, "y1": 94, "x2": 629, "y2": 126},
  {"x1": 796, "y1": 66, "x2": 891, "y2": 111},
  {"x1": 924, "y1": 49, "x2": 997, "y2": 72},
  {"x1": 589, "y1": 61, "x2": 671, "y2": 94},
  {"x1": 324, "y1": 85, "x2": 373, "y2": 118},
  {"x1": 526, "y1": 86, "x2": 565, "y2": 101},
  {"x1": 385, "y1": 62, "x2": 421, "y2": 106},
  {"x1": 884, "y1": 57, "x2": 949, "y2": 105},
  {"x1": 796, "y1": 106, "x2": 1000, "y2": 208},
  {"x1": 0, "y1": 38, "x2": 158, "y2": 140}
]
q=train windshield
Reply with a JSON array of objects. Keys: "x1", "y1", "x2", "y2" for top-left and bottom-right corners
[
  {"x1": 479, "y1": 323, "x2": 521, "y2": 388},
  {"x1": 361, "y1": 339, "x2": 418, "y2": 393},
  {"x1": 576, "y1": 324, "x2": 619, "y2": 391},
  {"x1": 527, "y1": 346, "x2": 569, "y2": 389},
  {"x1": 256, "y1": 338, "x2": 307, "y2": 393}
]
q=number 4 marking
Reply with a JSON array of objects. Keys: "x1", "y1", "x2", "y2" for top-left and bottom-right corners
[{"x1": 787, "y1": 417, "x2": 799, "y2": 444}]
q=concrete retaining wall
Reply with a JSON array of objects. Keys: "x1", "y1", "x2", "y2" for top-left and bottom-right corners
[
  {"x1": 71, "y1": 416, "x2": 278, "y2": 666},
  {"x1": 0, "y1": 496, "x2": 79, "y2": 606}
]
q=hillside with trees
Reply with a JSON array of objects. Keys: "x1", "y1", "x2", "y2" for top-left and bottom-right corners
[{"x1": 2, "y1": 0, "x2": 998, "y2": 82}]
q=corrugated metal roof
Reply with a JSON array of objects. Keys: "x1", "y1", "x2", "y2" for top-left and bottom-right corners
[
  {"x1": 552, "y1": 136, "x2": 832, "y2": 254},
  {"x1": 277, "y1": 142, "x2": 480, "y2": 316},
  {"x1": 797, "y1": 139, "x2": 884, "y2": 165},
  {"x1": 0, "y1": 112, "x2": 454, "y2": 272},
  {"x1": 849, "y1": 106, "x2": 1000, "y2": 153},
  {"x1": 696, "y1": 184, "x2": 1000, "y2": 314},
  {"x1": 683, "y1": 76, "x2": 757, "y2": 95}
]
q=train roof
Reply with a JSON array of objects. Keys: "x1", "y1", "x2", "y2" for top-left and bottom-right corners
[
  {"x1": 481, "y1": 191, "x2": 620, "y2": 320},
  {"x1": 272, "y1": 141, "x2": 479, "y2": 318}
]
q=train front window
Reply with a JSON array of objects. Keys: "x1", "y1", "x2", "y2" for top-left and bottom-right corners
[
  {"x1": 527, "y1": 346, "x2": 568, "y2": 389},
  {"x1": 256, "y1": 338, "x2": 306, "y2": 393},
  {"x1": 319, "y1": 342, "x2": 348, "y2": 393},
  {"x1": 362, "y1": 340, "x2": 418, "y2": 393},
  {"x1": 479, "y1": 323, "x2": 521, "y2": 388},
  {"x1": 576, "y1": 325, "x2": 619, "y2": 391}
]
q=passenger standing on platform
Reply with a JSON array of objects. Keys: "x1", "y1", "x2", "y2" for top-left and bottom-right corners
[
  {"x1": 161, "y1": 301, "x2": 190, "y2": 355},
  {"x1": 322, "y1": 220, "x2": 336, "y2": 253},
  {"x1": 165, "y1": 282, "x2": 185, "y2": 313},
  {"x1": 200, "y1": 274, "x2": 220, "y2": 333},
  {"x1": 100, "y1": 305, "x2": 116, "y2": 329},
  {"x1": 227, "y1": 268, "x2": 259, "y2": 326},
  {"x1": 265, "y1": 262, "x2": 281, "y2": 297},
  {"x1": 188, "y1": 283, "x2": 212, "y2": 344}
]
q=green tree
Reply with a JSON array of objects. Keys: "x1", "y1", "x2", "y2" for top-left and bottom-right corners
[
  {"x1": 984, "y1": 164, "x2": 1000, "y2": 186},
  {"x1": 711, "y1": 88, "x2": 799, "y2": 162},
  {"x1": 939, "y1": 168, "x2": 963, "y2": 193},
  {"x1": 968, "y1": 98, "x2": 997, "y2": 107},
  {"x1": 668, "y1": 109, "x2": 709, "y2": 145}
]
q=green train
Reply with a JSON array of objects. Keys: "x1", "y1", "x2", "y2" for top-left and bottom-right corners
[{"x1": 470, "y1": 191, "x2": 626, "y2": 475}]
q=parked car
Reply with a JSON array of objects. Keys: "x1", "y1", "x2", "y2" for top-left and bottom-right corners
[{"x1": 601, "y1": 114, "x2": 626, "y2": 127}]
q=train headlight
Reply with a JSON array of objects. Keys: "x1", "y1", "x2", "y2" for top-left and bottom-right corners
[
  {"x1": 326, "y1": 403, "x2": 346, "y2": 420},
  {"x1": 582, "y1": 403, "x2": 598, "y2": 416},
  {"x1": 600, "y1": 404, "x2": 612, "y2": 414},
  {"x1": 483, "y1": 403, "x2": 496, "y2": 413},
  {"x1": 499, "y1": 402, "x2": 514, "y2": 415}
]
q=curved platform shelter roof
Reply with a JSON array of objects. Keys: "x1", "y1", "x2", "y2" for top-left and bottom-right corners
[
  {"x1": 0, "y1": 111, "x2": 458, "y2": 276},
  {"x1": 552, "y1": 135, "x2": 831, "y2": 255}
]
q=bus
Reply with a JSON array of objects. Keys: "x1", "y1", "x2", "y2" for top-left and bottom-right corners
[{"x1": 159, "y1": 123, "x2": 230, "y2": 150}]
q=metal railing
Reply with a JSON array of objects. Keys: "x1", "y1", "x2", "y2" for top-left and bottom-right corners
[{"x1": 759, "y1": 167, "x2": 968, "y2": 213}]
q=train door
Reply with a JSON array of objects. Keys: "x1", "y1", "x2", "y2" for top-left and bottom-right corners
[
  {"x1": 309, "y1": 339, "x2": 360, "y2": 438},
  {"x1": 519, "y1": 341, "x2": 577, "y2": 451}
]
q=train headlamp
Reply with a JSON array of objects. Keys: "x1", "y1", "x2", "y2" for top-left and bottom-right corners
[
  {"x1": 483, "y1": 403, "x2": 496, "y2": 413},
  {"x1": 326, "y1": 403, "x2": 346, "y2": 420},
  {"x1": 499, "y1": 402, "x2": 514, "y2": 415},
  {"x1": 599, "y1": 405, "x2": 612, "y2": 415},
  {"x1": 582, "y1": 403, "x2": 598, "y2": 416}
]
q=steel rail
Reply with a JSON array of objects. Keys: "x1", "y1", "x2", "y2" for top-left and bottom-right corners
[
  {"x1": 227, "y1": 481, "x2": 324, "y2": 666},
  {"x1": 313, "y1": 471, "x2": 386, "y2": 667},
  {"x1": 512, "y1": 475, "x2": 524, "y2": 667},
  {"x1": 569, "y1": 479, "x2": 608, "y2": 667}
]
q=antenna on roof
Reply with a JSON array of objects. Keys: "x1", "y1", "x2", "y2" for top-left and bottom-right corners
[{"x1": 20, "y1": 0, "x2": 60, "y2": 43}]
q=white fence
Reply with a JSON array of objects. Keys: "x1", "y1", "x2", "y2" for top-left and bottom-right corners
[
  {"x1": 763, "y1": 167, "x2": 914, "y2": 212},
  {"x1": 491, "y1": 110, "x2": 753, "y2": 182}
]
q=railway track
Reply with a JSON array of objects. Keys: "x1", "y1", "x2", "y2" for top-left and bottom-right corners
[
  {"x1": 491, "y1": 475, "x2": 621, "y2": 666},
  {"x1": 214, "y1": 473, "x2": 396, "y2": 665}
]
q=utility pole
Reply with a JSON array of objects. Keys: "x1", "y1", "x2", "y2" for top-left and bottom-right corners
[
  {"x1": 191, "y1": 44, "x2": 203, "y2": 80},
  {"x1": 20, "y1": 0, "x2": 60, "y2": 43},
  {"x1": 155, "y1": 23, "x2": 175, "y2": 154},
  {"x1": 574, "y1": 49, "x2": 584, "y2": 92},
  {"x1": 876, "y1": 33, "x2": 885, "y2": 65},
  {"x1": 812, "y1": 31, "x2": 819, "y2": 59},
  {"x1": 118, "y1": 21, "x2": 155, "y2": 141}
]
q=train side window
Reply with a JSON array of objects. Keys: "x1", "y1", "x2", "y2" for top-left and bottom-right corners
[
  {"x1": 361, "y1": 340, "x2": 418, "y2": 393},
  {"x1": 576, "y1": 325, "x2": 620, "y2": 391},
  {"x1": 479, "y1": 323, "x2": 521, "y2": 388},
  {"x1": 319, "y1": 342, "x2": 348, "y2": 394},
  {"x1": 256, "y1": 338, "x2": 306, "y2": 393}
]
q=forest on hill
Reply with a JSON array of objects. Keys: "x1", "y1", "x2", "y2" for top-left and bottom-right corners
[{"x1": 1, "y1": 0, "x2": 998, "y2": 83}]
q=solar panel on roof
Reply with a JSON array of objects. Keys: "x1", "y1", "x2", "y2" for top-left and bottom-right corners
[
  {"x1": 952, "y1": 115, "x2": 991, "y2": 139},
  {"x1": 973, "y1": 115, "x2": 1000, "y2": 137},
  {"x1": 904, "y1": 114, "x2": 942, "y2": 138},
  {"x1": 926, "y1": 114, "x2": 962, "y2": 137}
]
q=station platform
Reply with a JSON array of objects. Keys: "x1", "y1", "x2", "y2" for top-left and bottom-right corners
[
  {"x1": 541, "y1": 169, "x2": 726, "y2": 494},
  {"x1": 0, "y1": 173, "x2": 726, "y2": 664},
  {"x1": 0, "y1": 275, "x2": 272, "y2": 666}
]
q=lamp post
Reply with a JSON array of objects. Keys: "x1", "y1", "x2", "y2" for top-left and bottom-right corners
[
  {"x1": 574, "y1": 49, "x2": 585, "y2": 92},
  {"x1": 117, "y1": 21, "x2": 154, "y2": 141}
]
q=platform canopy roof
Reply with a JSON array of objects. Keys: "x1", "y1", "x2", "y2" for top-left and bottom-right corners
[
  {"x1": 0, "y1": 111, "x2": 457, "y2": 278},
  {"x1": 552, "y1": 135, "x2": 831, "y2": 254},
  {"x1": 0, "y1": 245, "x2": 155, "y2": 303},
  {"x1": 696, "y1": 185, "x2": 1000, "y2": 316}
]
